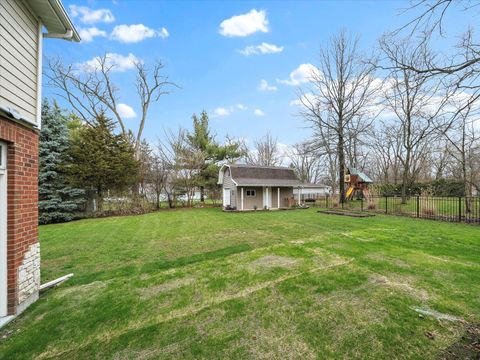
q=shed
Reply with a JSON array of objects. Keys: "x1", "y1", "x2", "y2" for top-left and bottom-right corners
[{"x1": 218, "y1": 164, "x2": 299, "y2": 210}]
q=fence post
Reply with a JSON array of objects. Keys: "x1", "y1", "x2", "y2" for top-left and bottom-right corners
[
  {"x1": 416, "y1": 196, "x2": 419, "y2": 218},
  {"x1": 385, "y1": 196, "x2": 388, "y2": 214},
  {"x1": 361, "y1": 197, "x2": 363, "y2": 212},
  {"x1": 458, "y1": 197, "x2": 462, "y2": 222}
]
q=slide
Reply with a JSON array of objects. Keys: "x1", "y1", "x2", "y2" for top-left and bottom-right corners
[{"x1": 346, "y1": 186, "x2": 354, "y2": 199}]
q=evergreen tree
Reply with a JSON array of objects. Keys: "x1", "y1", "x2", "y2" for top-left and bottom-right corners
[
  {"x1": 67, "y1": 114, "x2": 139, "y2": 211},
  {"x1": 185, "y1": 111, "x2": 243, "y2": 201},
  {"x1": 39, "y1": 100, "x2": 85, "y2": 224}
]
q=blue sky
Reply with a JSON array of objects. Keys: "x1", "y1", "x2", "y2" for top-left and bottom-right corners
[{"x1": 43, "y1": 0, "x2": 474, "y2": 147}]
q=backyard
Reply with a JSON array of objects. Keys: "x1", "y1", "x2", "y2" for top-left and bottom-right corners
[{"x1": 1, "y1": 208, "x2": 479, "y2": 359}]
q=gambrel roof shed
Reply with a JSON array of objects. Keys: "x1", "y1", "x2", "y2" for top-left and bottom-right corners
[{"x1": 218, "y1": 164, "x2": 300, "y2": 187}]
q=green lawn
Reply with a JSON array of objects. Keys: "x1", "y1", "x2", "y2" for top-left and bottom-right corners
[{"x1": 1, "y1": 208, "x2": 480, "y2": 359}]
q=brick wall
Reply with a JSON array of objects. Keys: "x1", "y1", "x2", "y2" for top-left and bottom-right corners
[{"x1": 0, "y1": 116, "x2": 39, "y2": 315}]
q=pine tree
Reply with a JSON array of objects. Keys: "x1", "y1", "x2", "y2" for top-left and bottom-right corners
[
  {"x1": 39, "y1": 100, "x2": 85, "y2": 224},
  {"x1": 67, "y1": 114, "x2": 139, "y2": 211},
  {"x1": 185, "y1": 111, "x2": 243, "y2": 201}
]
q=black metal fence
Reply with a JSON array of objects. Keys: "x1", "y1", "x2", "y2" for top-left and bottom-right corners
[{"x1": 310, "y1": 195, "x2": 480, "y2": 224}]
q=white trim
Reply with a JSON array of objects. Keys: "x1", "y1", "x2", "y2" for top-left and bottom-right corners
[
  {"x1": 277, "y1": 187, "x2": 280, "y2": 209},
  {"x1": 223, "y1": 188, "x2": 231, "y2": 207},
  {"x1": 241, "y1": 187, "x2": 244, "y2": 210},
  {"x1": 0, "y1": 141, "x2": 7, "y2": 317},
  {"x1": 36, "y1": 21, "x2": 43, "y2": 129},
  {"x1": 217, "y1": 164, "x2": 238, "y2": 186}
]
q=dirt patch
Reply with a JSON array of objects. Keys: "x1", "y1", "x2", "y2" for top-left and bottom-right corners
[
  {"x1": 318, "y1": 210, "x2": 375, "y2": 218},
  {"x1": 366, "y1": 253, "x2": 411, "y2": 268},
  {"x1": 370, "y1": 275, "x2": 429, "y2": 301},
  {"x1": 139, "y1": 277, "x2": 194, "y2": 299},
  {"x1": 55, "y1": 281, "x2": 107, "y2": 300},
  {"x1": 440, "y1": 323, "x2": 480, "y2": 359},
  {"x1": 290, "y1": 240, "x2": 305, "y2": 245},
  {"x1": 249, "y1": 256, "x2": 297, "y2": 269}
]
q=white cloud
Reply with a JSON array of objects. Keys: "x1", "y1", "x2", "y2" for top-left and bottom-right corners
[
  {"x1": 212, "y1": 104, "x2": 248, "y2": 118},
  {"x1": 258, "y1": 79, "x2": 277, "y2": 92},
  {"x1": 278, "y1": 63, "x2": 318, "y2": 86},
  {"x1": 78, "y1": 27, "x2": 107, "y2": 42},
  {"x1": 111, "y1": 24, "x2": 169, "y2": 43},
  {"x1": 213, "y1": 107, "x2": 231, "y2": 117},
  {"x1": 254, "y1": 109, "x2": 265, "y2": 116},
  {"x1": 158, "y1": 27, "x2": 169, "y2": 38},
  {"x1": 219, "y1": 9, "x2": 269, "y2": 37},
  {"x1": 240, "y1": 42, "x2": 284, "y2": 56},
  {"x1": 117, "y1": 103, "x2": 136, "y2": 118},
  {"x1": 290, "y1": 92, "x2": 316, "y2": 107},
  {"x1": 70, "y1": 5, "x2": 115, "y2": 24},
  {"x1": 77, "y1": 53, "x2": 140, "y2": 73}
]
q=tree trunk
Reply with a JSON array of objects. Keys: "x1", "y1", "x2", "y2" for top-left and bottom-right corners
[
  {"x1": 200, "y1": 186, "x2": 205, "y2": 202},
  {"x1": 401, "y1": 152, "x2": 410, "y2": 204},
  {"x1": 338, "y1": 132, "x2": 346, "y2": 204}
]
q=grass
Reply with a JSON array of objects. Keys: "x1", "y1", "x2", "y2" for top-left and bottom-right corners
[{"x1": 1, "y1": 208, "x2": 480, "y2": 359}]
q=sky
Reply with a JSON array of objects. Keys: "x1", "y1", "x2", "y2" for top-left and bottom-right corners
[{"x1": 42, "y1": 0, "x2": 476, "y2": 149}]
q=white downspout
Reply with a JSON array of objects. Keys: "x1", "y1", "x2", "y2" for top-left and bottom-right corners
[
  {"x1": 277, "y1": 187, "x2": 280, "y2": 209},
  {"x1": 36, "y1": 22, "x2": 43, "y2": 128},
  {"x1": 241, "y1": 187, "x2": 244, "y2": 211}
]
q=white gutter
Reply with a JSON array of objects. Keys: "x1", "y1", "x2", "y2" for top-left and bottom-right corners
[{"x1": 43, "y1": 29, "x2": 74, "y2": 40}]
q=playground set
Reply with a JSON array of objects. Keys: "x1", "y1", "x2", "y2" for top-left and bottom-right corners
[{"x1": 344, "y1": 167, "x2": 373, "y2": 201}]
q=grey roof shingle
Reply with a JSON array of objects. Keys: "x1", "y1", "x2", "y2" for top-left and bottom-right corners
[{"x1": 229, "y1": 164, "x2": 299, "y2": 187}]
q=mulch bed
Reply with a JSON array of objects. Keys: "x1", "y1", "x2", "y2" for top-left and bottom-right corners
[
  {"x1": 318, "y1": 209, "x2": 376, "y2": 218},
  {"x1": 440, "y1": 323, "x2": 480, "y2": 360}
]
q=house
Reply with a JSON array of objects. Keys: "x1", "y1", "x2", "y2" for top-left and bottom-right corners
[
  {"x1": 218, "y1": 164, "x2": 298, "y2": 210},
  {"x1": 345, "y1": 166, "x2": 373, "y2": 200},
  {"x1": 0, "y1": 0, "x2": 79, "y2": 324},
  {"x1": 294, "y1": 183, "x2": 332, "y2": 202}
]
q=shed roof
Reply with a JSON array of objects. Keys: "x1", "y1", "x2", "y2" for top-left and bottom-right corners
[
  {"x1": 347, "y1": 167, "x2": 373, "y2": 183},
  {"x1": 218, "y1": 164, "x2": 300, "y2": 187},
  {"x1": 298, "y1": 183, "x2": 331, "y2": 188}
]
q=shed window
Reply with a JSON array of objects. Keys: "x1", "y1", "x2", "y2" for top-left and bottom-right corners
[{"x1": 246, "y1": 189, "x2": 256, "y2": 197}]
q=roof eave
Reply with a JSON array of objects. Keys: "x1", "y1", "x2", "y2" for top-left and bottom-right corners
[{"x1": 27, "y1": 0, "x2": 81, "y2": 42}]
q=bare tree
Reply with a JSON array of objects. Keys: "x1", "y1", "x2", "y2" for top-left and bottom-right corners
[
  {"x1": 368, "y1": 120, "x2": 403, "y2": 184},
  {"x1": 443, "y1": 99, "x2": 480, "y2": 211},
  {"x1": 288, "y1": 142, "x2": 322, "y2": 183},
  {"x1": 299, "y1": 30, "x2": 378, "y2": 203},
  {"x1": 395, "y1": 1, "x2": 480, "y2": 115},
  {"x1": 47, "y1": 54, "x2": 177, "y2": 157},
  {"x1": 244, "y1": 132, "x2": 283, "y2": 166},
  {"x1": 380, "y1": 37, "x2": 450, "y2": 202}
]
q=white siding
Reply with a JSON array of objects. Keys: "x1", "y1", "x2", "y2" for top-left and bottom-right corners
[
  {"x1": 222, "y1": 168, "x2": 237, "y2": 208},
  {"x1": 0, "y1": 0, "x2": 40, "y2": 126}
]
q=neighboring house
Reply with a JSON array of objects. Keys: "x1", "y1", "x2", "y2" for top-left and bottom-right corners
[
  {"x1": 218, "y1": 164, "x2": 298, "y2": 210},
  {"x1": 0, "y1": 0, "x2": 79, "y2": 323},
  {"x1": 294, "y1": 183, "x2": 332, "y2": 201}
]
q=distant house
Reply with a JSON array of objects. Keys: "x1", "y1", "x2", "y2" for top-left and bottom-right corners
[
  {"x1": 294, "y1": 183, "x2": 332, "y2": 201},
  {"x1": 0, "y1": 0, "x2": 79, "y2": 323},
  {"x1": 218, "y1": 164, "x2": 298, "y2": 210}
]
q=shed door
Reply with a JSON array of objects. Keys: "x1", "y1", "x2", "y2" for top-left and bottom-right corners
[
  {"x1": 0, "y1": 142, "x2": 7, "y2": 316},
  {"x1": 223, "y1": 188, "x2": 231, "y2": 206}
]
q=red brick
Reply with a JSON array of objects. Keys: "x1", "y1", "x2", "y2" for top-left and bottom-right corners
[{"x1": 0, "y1": 116, "x2": 39, "y2": 315}]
